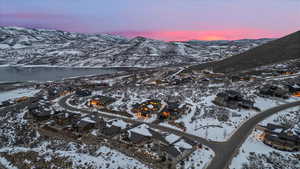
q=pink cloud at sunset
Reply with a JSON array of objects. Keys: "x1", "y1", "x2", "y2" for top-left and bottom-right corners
[{"x1": 109, "y1": 29, "x2": 288, "y2": 41}]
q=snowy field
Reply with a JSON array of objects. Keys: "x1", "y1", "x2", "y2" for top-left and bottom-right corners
[
  {"x1": 230, "y1": 106, "x2": 300, "y2": 169},
  {"x1": 0, "y1": 88, "x2": 40, "y2": 103}
]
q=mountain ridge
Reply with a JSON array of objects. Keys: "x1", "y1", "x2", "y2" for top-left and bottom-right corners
[
  {"x1": 0, "y1": 26, "x2": 271, "y2": 68},
  {"x1": 189, "y1": 30, "x2": 300, "y2": 73}
]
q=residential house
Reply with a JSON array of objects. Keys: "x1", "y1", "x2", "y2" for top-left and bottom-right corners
[
  {"x1": 259, "y1": 84, "x2": 289, "y2": 99},
  {"x1": 257, "y1": 123, "x2": 300, "y2": 151},
  {"x1": 75, "y1": 89, "x2": 92, "y2": 97},
  {"x1": 213, "y1": 90, "x2": 255, "y2": 109}
]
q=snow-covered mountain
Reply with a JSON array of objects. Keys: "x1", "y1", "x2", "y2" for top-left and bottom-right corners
[{"x1": 0, "y1": 27, "x2": 272, "y2": 67}]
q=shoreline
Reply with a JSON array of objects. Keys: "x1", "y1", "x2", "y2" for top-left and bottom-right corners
[
  {"x1": 0, "y1": 64, "x2": 149, "y2": 70},
  {"x1": 0, "y1": 65, "x2": 133, "y2": 84}
]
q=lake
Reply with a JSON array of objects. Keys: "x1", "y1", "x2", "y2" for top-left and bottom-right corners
[{"x1": 0, "y1": 66, "x2": 119, "y2": 83}]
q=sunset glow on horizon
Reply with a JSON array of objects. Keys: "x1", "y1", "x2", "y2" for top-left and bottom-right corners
[
  {"x1": 108, "y1": 29, "x2": 287, "y2": 41},
  {"x1": 1, "y1": 0, "x2": 299, "y2": 41}
]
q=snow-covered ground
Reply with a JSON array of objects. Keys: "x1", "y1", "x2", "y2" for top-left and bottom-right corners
[
  {"x1": 0, "y1": 88, "x2": 40, "y2": 103},
  {"x1": 160, "y1": 93, "x2": 289, "y2": 142},
  {"x1": 230, "y1": 106, "x2": 300, "y2": 169},
  {"x1": 0, "y1": 27, "x2": 271, "y2": 68},
  {"x1": 177, "y1": 147, "x2": 214, "y2": 169},
  {"x1": 0, "y1": 142, "x2": 150, "y2": 169},
  {"x1": 60, "y1": 145, "x2": 151, "y2": 169},
  {"x1": 0, "y1": 157, "x2": 18, "y2": 169}
]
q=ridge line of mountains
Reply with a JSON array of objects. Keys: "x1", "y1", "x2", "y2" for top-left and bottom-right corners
[
  {"x1": 191, "y1": 30, "x2": 300, "y2": 73},
  {"x1": 1, "y1": 26, "x2": 299, "y2": 72},
  {"x1": 0, "y1": 26, "x2": 272, "y2": 68}
]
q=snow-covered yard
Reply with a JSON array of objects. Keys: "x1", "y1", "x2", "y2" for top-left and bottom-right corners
[{"x1": 230, "y1": 106, "x2": 300, "y2": 169}]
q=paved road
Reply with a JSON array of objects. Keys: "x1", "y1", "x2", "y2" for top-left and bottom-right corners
[
  {"x1": 59, "y1": 95, "x2": 300, "y2": 169},
  {"x1": 207, "y1": 100, "x2": 300, "y2": 169}
]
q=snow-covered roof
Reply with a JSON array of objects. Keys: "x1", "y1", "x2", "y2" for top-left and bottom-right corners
[
  {"x1": 273, "y1": 128, "x2": 284, "y2": 133},
  {"x1": 81, "y1": 116, "x2": 96, "y2": 123},
  {"x1": 107, "y1": 119, "x2": 128, "y2": 129},
  {"x1": 174, "y1": 139, "x2": 193, "y2": 150},
  {"x1": 165, "y1": 134, "x2": 180, "y2": 144},
  {"x1": 128, "y1": 124, "x2": 152, "y2": 137}
]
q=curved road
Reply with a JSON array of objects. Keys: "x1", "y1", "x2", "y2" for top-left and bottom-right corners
[
  {"x1": 59, "y1": 95, "x2": 300, "y2": 169},
  {"x1": 207, "y1": 100, "x2": 300, "y2": 169}
]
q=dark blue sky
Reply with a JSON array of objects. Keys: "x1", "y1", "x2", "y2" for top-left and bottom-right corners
[{"x1": 1, "y1": 0, "x2": 299, "y2": 40}]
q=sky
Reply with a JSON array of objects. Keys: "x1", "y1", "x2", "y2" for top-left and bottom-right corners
[{"x1": 0, "y1": 0, "x2": 300, "y2": 41}]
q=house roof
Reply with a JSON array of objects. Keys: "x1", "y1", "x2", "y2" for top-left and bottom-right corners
[
  {"x1": 180, "y1": 136, "x2": 198, "y2": 146},
  {"x1": 101, "y1": 125, "x2": 121, "y2": 136},
  {"x1": 81, "y1": 116, "x2": 96, "y2": 124},
  {"x1": 265, "y1": 123, "x2": 288, "y2": 131},
  {"x1": 166, "y1": 145, "x2": 181, "y2": 158},
  {"x1": 278, "y1": 132, "x2": 300, "y2": 143},
  {"x1": 265, "y1": 135, "x2": 296, "y2": 147},
  {"x1": 165, "y1": 134, "x2": 181, "y2": 145},
  {"x1": 31, "y1": 110, "x2": 52, "y2": 118},
  {"x1": 107, "y1": 119, "x2": 128, "y2": 129},
  {"x1": 77, "y1": 119, "x2": 95, "y2": 129},
  {"x1": 128, "y1": 124, "x2": 152, "y2": 137},
  {"x1": 91, "y1": 95, "x2": 116, "y2": 105},
  {"x1": 128, "y1": 131, "x2": 150, "y2": 144},
  {"x1": 149, "y1": 129, "x2": 169, "y2": 145}
]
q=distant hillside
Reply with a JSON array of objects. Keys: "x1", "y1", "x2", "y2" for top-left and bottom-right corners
[
  {"x1": 0, "y1": 27, "x2": 270, "y2": 68},
  {"x1": 191, "y1": 30, "x2": 300, "y2": 73}
]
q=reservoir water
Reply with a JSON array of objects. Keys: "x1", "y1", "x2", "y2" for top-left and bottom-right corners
[{"x1": 0, "y1": 66, "x2": 119, "y2": 83}]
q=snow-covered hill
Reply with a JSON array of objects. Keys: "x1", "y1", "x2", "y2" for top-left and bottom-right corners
[{"x1": 0, "y1": 27, "x2": 272, "y2": 68}]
